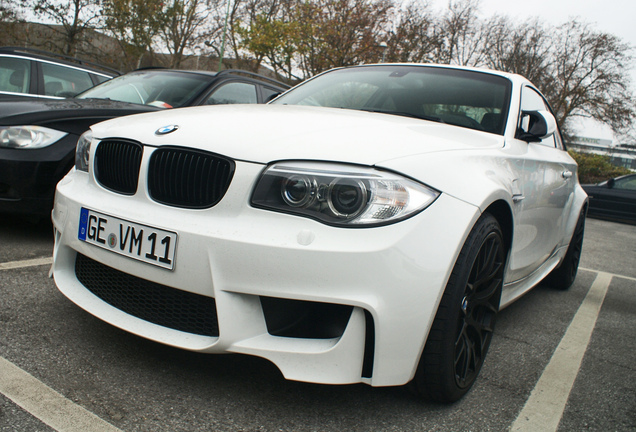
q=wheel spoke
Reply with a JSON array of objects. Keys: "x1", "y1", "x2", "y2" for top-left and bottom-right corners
[
  {"x1": 471, "y1": 237, "x2": 503, "y2": 299},
  {"x1": 454, "y1": 328, "x2": 474, "y2": 385},
  {"x1": 453, "y1": 228, "x2": 504, "y2": 388}
]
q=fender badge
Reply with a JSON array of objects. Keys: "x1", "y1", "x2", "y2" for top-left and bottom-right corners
[{"x1": 155, "y1": 125, "x2": 179, "y2": 135}]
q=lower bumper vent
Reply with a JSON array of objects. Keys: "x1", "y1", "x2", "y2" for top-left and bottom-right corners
[
  {"x1": 74, "y1": 253, "x2": 219, "y2": 337},
  {"x1": 260, "y1": 297, "x2": 352, "y2": 339}
]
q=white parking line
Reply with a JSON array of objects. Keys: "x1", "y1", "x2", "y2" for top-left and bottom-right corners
[
  {"x1": 510, "y1": 271, "x2": 613, "y2": 432},
  {"x1": 581, "y1": 267, "x2": 636, "y2": 282},
  {"x1": 0, "y1": 257, "x2": 630, "y2": 430},
  {"x1": 0, "y1": 256, "x2": 53, "y2": 270},
  {"x1": 1, "y1": 255, "x2": 121, "y2": 431},
  {"x1": 0, "y1": 356, "x2": 123, "y2": 432}
]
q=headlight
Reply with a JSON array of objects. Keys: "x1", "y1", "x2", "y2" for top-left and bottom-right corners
[
  {"x1": 75, "y1": 130, "x2": 93, "y2": 172},
  {"x1": 0, "y1": 126, "x2": 67, "y2": 149},
  {"x1": 251, "y1": 161, "x2": 439, "y2": 227}
]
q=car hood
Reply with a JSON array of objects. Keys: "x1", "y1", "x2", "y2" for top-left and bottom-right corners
[
  {"x1": 0, "y1": 98, "x2": 159, "y2": 126},
  {"x1": 91, "y1": 104, "x2": 504, "y2": 166}
]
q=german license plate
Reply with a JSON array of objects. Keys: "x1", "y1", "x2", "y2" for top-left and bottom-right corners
[{"x1": 78, "y1": 208, "x2": 177, "y2": 270}]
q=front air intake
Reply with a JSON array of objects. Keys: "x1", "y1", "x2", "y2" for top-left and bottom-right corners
[{"x1": 75, "y1": 253, "x2": 219, "y2": 337}]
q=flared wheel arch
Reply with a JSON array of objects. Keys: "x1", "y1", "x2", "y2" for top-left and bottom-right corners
[{"x1": 410, "y1": 210, "x2": 508, "y2": 402}]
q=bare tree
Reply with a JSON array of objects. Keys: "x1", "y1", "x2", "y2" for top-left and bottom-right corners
[
  {"x1": 1, "y1": 0, "x2": 19, "y2": 22},
  {"x1": 386, "y1": 1, "x2": 440, "y2": 63},
  {"x1": 0, "y1": 0, "x2": 23, "y2": 45},
  {"x1": 477, "y1": 15, "x2": 635, "y2": 138},
  {"x1": 545, "y1": 20, "x2": 635, "y2": 137},
  {"x1": 19, "y1": 0, "x2": 103, "y2": 56},
  {"x1": 158, "y1": 0, "x2": 214, "y2": 68},
  {"x1": 481, "y1": 16, "x2": 553, "y2": 85},
  {"x1": 12, "y1": 0, "x2": 635, "y2": 139},
  {"x1": 294, "y1": 0, "x2": 394, "y2": 77},
  {"x1": 437, "y1": 0, "x2": 484, "y2": 66},
  {"x1": 235, "y1": 0, "x2": 393, "y2": 79}
]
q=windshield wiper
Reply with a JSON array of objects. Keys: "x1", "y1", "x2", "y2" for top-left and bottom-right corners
[
  {"x1": 357, "y1": 107, "x2": 444, "y2": 123},
  {"x1": 76, "y1": 97, "x2": 111, "y2": 101}
]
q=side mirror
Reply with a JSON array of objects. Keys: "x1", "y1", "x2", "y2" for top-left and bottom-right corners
[
  {"x1": 607, "y1": 178, "x2": 615, "y2": 189},
  {"x1": 516, "y1": 110, "x2": 557, "y2": 143}
]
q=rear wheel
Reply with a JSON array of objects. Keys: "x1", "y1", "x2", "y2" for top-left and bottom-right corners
[
  {"x1": 411, "y1": 213, "x2": 505, "y2": 403},
  {"x1": 545, "y1": 208, "x2": 586, "y2": 290}
]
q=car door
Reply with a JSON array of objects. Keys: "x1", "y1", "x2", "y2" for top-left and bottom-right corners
[{"x1": 506, "y1": 86, "x2": 577, "y2": 282}]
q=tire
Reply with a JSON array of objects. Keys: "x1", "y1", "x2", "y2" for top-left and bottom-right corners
[
  {"x1": 545, "y1": 208, "x2": 586, "y2": 290},
  {"x1": 411, "y1": 213, "x2": 506, "y2": 403}
]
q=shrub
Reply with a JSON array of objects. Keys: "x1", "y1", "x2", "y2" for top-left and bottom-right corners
[{"x1": 569, "y1": 150, "x2": 632, "y2": 184}]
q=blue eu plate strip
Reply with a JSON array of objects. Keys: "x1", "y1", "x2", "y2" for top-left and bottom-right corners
[{"x1": 78, "y1": 207, "x2": 89, "y2": 241}]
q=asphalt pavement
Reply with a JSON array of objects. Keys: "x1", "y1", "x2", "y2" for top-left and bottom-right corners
[{"x1": 1, "y1": 215, "x2": 634, "y2": 431}]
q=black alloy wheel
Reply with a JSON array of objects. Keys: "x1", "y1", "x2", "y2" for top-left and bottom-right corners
[
  {"x1": 412, "y1": 213, "x2": 505, "y2": 403},
  {"x1": 546, "y1": 207, "x2": 586, "y2": 290},
  {"x1": 454, "y1": 229, "x2": 503, "y2": 389}
]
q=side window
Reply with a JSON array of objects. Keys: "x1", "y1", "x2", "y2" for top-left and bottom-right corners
[
  {"x1": 520, "y1": 86, "x2": 557, "y2": 148},
  {"x1": 0, "y1": 57, "x2": 31, "y2": 94},
  {"x1": 206, "y1": 82, "x2": 257, "y2": 105},
  {"x1": 92, "y1": 74, "x2": 111, "y2": 85},
  {"x1": 41, "y1": 62, "x2": 94, "y2": 97},
  {"x1": 261, "y1": 85, "x2": 282, "y2": 102},
  {"x1": 614, "y1": 176, "x2": 636, "y2": 191}
]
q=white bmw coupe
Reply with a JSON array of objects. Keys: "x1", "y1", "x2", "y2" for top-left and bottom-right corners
[{"x1": 51, "y1": 64, "x2": 588, "y2": 402}]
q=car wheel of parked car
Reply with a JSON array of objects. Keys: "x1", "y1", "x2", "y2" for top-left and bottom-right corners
[
  {"x1": 546, "y1": 208, "x2": 586, "y2": 290},
  {"x1": 411, "y1": 213, "x2": 505, "y2": 403}
]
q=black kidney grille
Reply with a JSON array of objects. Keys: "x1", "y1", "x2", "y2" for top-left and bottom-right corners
[
  {"x1": 94, "y1": 140, "x2": 143, "y2": 195},
  {"x1": 148, "y1": 147, "x2": 235, "y2": 208},
  {"x1": 75, "y1": 253, "x2": 219, "y2": 337}
]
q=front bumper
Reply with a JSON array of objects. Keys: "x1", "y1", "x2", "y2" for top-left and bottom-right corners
[
  {"x1": 0, "y1": 135, "x2": 76, "y2": 216},
  {"x1": 52, "y1": 160, "x2": 480, "y2": 387}
]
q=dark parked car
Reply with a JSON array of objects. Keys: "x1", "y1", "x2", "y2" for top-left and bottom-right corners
[
  {"x1": 0, "y1": 47, "x2": 119, "y2": 101},
  {"x1": 0, "y1": 68, "x2": 289, "y2": 218},
  {"x1": 582, "y1": 173, "x2": 636, "y2": 224}
]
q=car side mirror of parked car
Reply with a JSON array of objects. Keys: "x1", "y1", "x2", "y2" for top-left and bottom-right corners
[
  {"x1": 516, "y1": 110, "x2": 557, "y2": 143},
  {"x1": 607, "y1": 178, "x2": 615, "y2": 188}
]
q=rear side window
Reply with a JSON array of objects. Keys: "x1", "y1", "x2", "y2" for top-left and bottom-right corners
[
  {"x1": 206, "y1": 82, "x2": 258, "y2": 104},
  {"x1": 41, "y1": 62, "x2": 94, "y2": 97},
  {"x1": 92, "y1": 74, "x2": 111, "y2": 85},
  {"x1": 0, "y1": 57, "x2": 31, "y2": 94},
  {"x1": 262, "y1": 85, "x2": 283, "y2": 102}
]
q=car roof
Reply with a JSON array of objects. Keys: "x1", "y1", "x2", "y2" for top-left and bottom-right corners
[
  {"x1": 326, "y1": 63, "x2": 531, "y2": 86},
  {"x1": 130, "y1": 67, "x2": 290, "y2": 89},
  {"x1": 0, "y1": 46, "x2": 121, "y2": 77}
]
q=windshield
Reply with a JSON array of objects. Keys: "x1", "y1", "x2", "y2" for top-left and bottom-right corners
[
  {"x1": 273, "y1": 65, "x2": 512, "y2": 134},
  {"x1": 77, "y1": 70, "x2": 213, "y2": 108}
]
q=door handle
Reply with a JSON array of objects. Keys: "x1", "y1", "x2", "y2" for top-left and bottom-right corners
[{"x1": 562, "y1": 171, "x2": 573, "y2": 179}]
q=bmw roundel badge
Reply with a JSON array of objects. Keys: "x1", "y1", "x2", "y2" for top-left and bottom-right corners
[{"x1": 155, "y1": 125, "x2": 179, "y2": 135}]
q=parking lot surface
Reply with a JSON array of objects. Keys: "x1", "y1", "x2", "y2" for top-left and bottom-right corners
[{"x1": 1, "y1": 216, "x2": 635, "y2": 431}]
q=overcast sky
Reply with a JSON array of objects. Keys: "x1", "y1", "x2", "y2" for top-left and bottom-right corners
[{"x1": 430, "y1": 0, "x2": 634, "y2": 141}]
